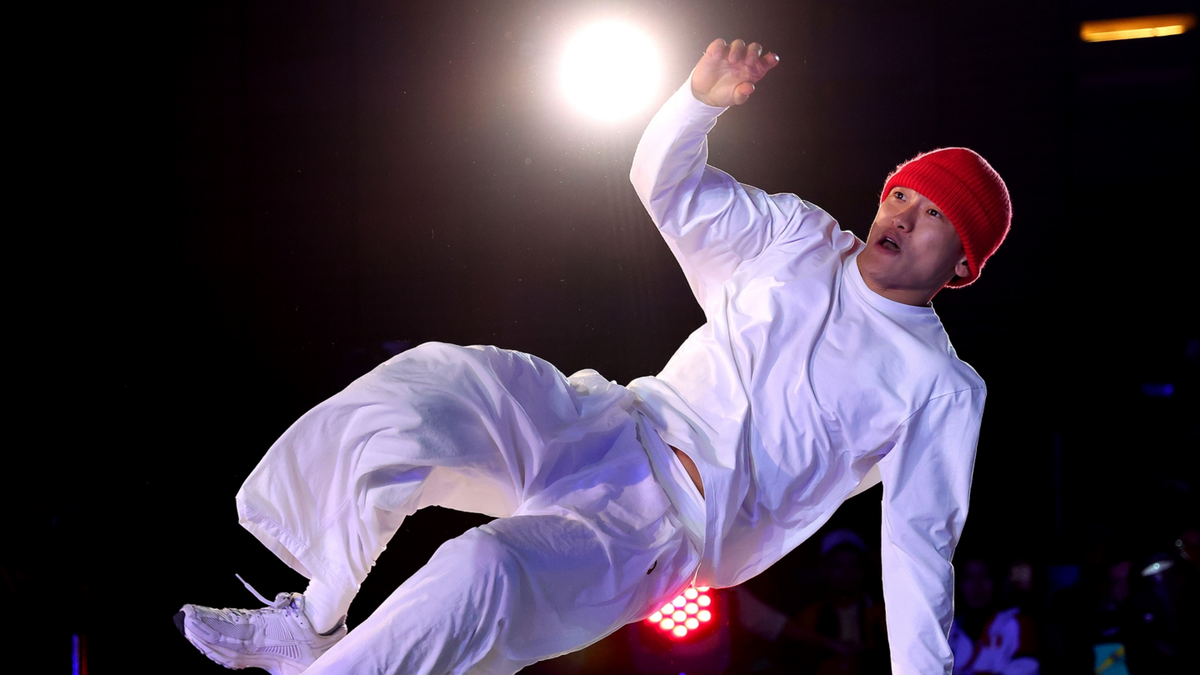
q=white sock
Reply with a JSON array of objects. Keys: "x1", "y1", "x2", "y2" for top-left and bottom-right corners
[{"x1": 302, "y1": 577, "x2": 355, "y2": 633}]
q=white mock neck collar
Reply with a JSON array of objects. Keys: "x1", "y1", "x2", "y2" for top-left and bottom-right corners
[{"x1": 844, "y1": 251, "x2": 938, "y2": 320}]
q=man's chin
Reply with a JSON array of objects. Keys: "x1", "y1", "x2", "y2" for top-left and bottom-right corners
[{"x1": 857, "y1": 247, "x2": 898, "y2": 276}]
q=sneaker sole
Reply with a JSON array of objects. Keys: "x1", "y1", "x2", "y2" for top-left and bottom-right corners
[{"x1": 175, "y1": 605, "x2": 310, "y2": 675}]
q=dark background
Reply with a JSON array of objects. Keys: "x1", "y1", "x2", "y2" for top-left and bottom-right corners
[{"x1": 9, "y1": 0, "x2": 1196, "y2": 672}]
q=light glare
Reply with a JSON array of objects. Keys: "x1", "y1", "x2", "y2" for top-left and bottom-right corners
[
  {"x1": 1080, "y1": 13, "x2": 1195, "y2": 42},
  {"x1": 561, "y1": 22, "x2": 660, "y2": 121},
  {"x1": 648, "y1": 586, "x2": 716, "y2": 640}
]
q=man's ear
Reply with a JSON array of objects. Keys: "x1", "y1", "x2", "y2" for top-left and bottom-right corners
[{"x1": 953, "y1": 256, "x2": 971, "y2": 280}]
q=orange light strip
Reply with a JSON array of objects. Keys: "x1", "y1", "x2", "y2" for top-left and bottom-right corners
[{"x1": 1081, "y1": 13, "x2": 1196, "y2": 42}]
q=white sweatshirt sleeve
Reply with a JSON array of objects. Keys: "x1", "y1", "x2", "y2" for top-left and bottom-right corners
[
  {"x1": 630, "y1": 80, "x2": 830, "y2": 309},
  {"x1": 877, "y1": 387, "x2": 985, "y2": 675}
]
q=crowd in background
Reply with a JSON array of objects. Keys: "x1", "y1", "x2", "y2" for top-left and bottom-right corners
[{"x1": 724, "y1": 522, "x2": 1200, "y2": 675}]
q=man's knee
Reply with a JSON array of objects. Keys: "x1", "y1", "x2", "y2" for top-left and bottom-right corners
[
  {"x1": 388, "y1": 341, "x2": 485, "y2": 369},
  {"x1": 432, "y1": 528, "x2": 523, "y2": 589}
]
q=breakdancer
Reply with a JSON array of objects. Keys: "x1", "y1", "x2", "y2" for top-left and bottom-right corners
[{"x1": 177, "y1": 37, "x2": 1011, "y2": 674}]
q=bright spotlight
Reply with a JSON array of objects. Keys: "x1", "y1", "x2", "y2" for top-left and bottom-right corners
[
  {"x1": 644, "y1": 586, "x2": 717, "y2": 640},
  {"x1": 560, "y1": 22, "x2": 661, "y2": 121}
]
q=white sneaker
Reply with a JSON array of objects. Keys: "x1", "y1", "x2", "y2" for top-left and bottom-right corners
[{"x1": 176, "y1": 576, "x2": 347, "y2": 675}]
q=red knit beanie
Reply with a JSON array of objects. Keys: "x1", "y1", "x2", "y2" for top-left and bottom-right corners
[{"x1": 881, "y1": 147, "x2": 1011, "y2": 287}]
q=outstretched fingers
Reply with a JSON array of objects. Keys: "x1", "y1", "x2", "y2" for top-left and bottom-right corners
[
  {"x1": 723, "y1": 39, "x2": 780, "y2": 78},
  {"x1": 746, "y1": 42, "x2": 780, "y2": 77},
  {"x1": 694, "y1": 37, "x2": 781, "y2": 106},
  {"x1": 705, "y1": 37, "x2": 729, "y2": 60},
  {"x1": 728, "y1": 39, "x2": 748, "y2": 63},
  {"x1": 704, "y1": 38, "x2": 779, "y2": 74}
]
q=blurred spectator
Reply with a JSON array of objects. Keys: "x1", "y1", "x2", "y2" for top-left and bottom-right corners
[
  {"x1": 792, "y1": 529, "x2": 890, "y2": 674},
  {"x1": 1122, "y1": 524, "x2": 1200, "y2": 674},
  {"x1": 949, "y1": 555, "x2": 1040, "y2": 675},
  {"x1": 735, "y1": 529, "x2": 888, "y2": 674},
  {"x1": 1175, "y1": 527, "x2": 1200, "y2": 572},
  {"x1": 1005, "y1": 557, "x2": 1038, "y2": 616},
  {"x1": 1045, "y1": 534, "x2": 1134, "y2": 674}
]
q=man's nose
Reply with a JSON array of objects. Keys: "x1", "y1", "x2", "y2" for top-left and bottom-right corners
[{"x1": 892, "y1": 204, "x2": 918, "y2": 230}]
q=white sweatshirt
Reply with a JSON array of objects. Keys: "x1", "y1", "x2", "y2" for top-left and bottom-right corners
[{"x1": 627, "y1": 81, "x2": 986, "y2": 674}]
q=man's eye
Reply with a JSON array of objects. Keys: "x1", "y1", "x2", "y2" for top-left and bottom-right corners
[
  {"x1": 927, "y1": 209, "x2": 941, "y2": 218},
  {"x1": 893, "y1": 190, "x2": 905, "y2": 200}
]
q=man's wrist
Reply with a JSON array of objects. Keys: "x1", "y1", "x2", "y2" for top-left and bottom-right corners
[
  {"x1": 677, "y1": 75, "x2": 727, "y2": 116},
  {"x1": 689, "y1": 83, "x2": 718, "y2": 107}
]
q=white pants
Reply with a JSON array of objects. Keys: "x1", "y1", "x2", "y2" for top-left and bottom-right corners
[{"x1": 236, "y1": 342, "x2": 700, "y2": 674}]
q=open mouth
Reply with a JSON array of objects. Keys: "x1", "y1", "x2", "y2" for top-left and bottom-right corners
[{"x1": 879, "y1": 235, "x2": 901, "y2": 252}]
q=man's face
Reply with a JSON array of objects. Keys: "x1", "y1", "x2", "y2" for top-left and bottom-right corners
[
  {"x1": 857, "y1": 186, "x2": 969, "y2": 306},
  {"x1": 824, "y1": 548, "x2": 865, "y2": 597},
  {"x1": 961, "y1": 558, "x2": 994, "y2": 610}
]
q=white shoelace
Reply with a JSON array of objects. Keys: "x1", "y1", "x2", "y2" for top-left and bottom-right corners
[{"x1": 235, "y1": 574, "x2": 299, "y2": 613}]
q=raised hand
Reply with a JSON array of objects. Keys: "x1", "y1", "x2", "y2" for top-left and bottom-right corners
[{"x1": 691, "y1": 38, "x2": 780, "y2": 107}]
